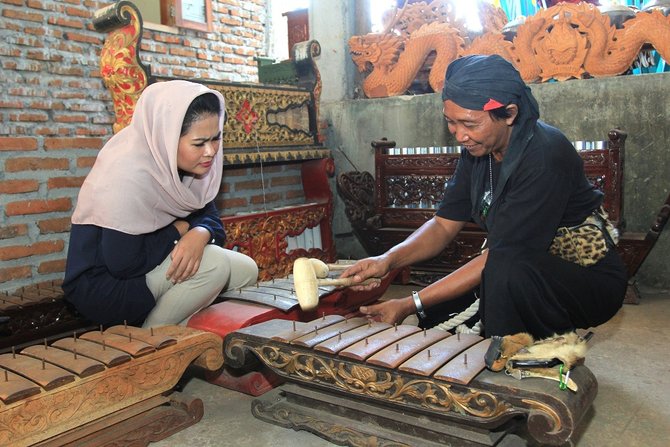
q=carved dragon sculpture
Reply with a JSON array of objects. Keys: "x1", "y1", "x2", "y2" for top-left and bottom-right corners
[
  {"x1": 351, "y1": 2, "x2": 670, "y2": 96},
  {"x1": 349, "y1": 22, "x2": 465, "y2": 98}
]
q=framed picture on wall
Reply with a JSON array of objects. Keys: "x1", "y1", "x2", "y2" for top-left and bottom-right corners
[{"x1": 172, "y1": 0, "x2": 213, "y2": 32}]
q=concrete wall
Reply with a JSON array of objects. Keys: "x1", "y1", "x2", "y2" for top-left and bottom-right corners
[{"x1": 322, "y1": 72, "x2": 670, "y2": 289}]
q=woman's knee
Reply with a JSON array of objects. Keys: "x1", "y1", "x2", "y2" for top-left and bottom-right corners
[
  {"x1": 199, "y1": 245, "x2": 232, "y2": 279},
  {"x1": 226, "y1": 251, "x2": 258, "y2": 289}
]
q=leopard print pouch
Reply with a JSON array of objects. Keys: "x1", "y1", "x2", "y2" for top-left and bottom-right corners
[{"x1": 549, "y1": 208, "x2": 618, "y2": 267}]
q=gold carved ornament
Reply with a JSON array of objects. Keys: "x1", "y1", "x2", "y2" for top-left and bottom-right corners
[
  {"x1": 247, "y1": 343, "x2": 513, "y2": 420},
  {"x1": 208, "y1": 85, "x2": 314, "y2": 149},
  {"x1": 223, "y1": 206, "x2": 328, "y2": 280},
  {"x1": 98, "y1": 4, "x2": 148, "y2": 134}
]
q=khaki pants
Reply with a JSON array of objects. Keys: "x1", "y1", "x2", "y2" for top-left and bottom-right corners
[{"x1": 143, "y1": 245, "x2": 258, "y2": 328}]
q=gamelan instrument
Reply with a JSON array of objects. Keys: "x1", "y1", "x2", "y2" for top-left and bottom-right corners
[
  {"x1": 0, "y1": 325, "x2": 222, "y2": 447},
  {"x1": 187, "y1": 262, "x2": 400, "y2": 395},
  {"x1": 223, "y1": 315, "x2": 597, "y2": 446}
]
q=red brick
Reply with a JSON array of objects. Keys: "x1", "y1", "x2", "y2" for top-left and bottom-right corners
[
  {"x1": 48, "y1": 16, "x2": 85, "y2": 29},
  {"x1": 47, "y1": 176, "x2": 86, "y2": 189},
  {"x1": 0, "y1": 240, "x2": 65, "y2": 261},
  {"x1": 38, "y1": 259, "x2": 67, "y2": 274},
  {"x1": 0, "y1": 266, "x2": 32, "y2": 284},
  {"x1": 37, "y1": 217, "x2": 71, "y2": 234},
  {"x1": 251, "y1": 165, "x2": 281, "y2": 174},
  {"x1": 250, "y1": 193, "x2": 281, "y2": 204},
  {"x1": 9, "y1": 112, "x2": 48, "y2": 122},
  {"x1": 285, "y1": 189, "x2": 306, "y2": 200},
  {"x1": 2, "y1": 9, "x2": 43, "y2": 22},
  {"x1": 235, "y1": 180, "x2": 263, "y2": 190},
  {"x1": 44, "y1": 137, "x2": 103, "y2": 150},
  {"x1": 5, "y1": 198, "x2": 72, "y2": 216},
  {"x1": 53, "y1": 114, "x2": 88, "y2": 123},
  {"x1": 271, "y1": 175, "x2": 301, "y2": 187},
  {"x1": 218, "y1": 198, "x2": 247, "y2": 209},
  {"x1": 5, "y1": 157, "x2": 70, "y2": 172},
  {"x1": 77, "y1": 156, "x2": 97, "y2": 168},
  {"x1": 222, "y1": 167, "x2": 248, "y2": 177},
  {"x1": 0, "y1": 179, "x2": 40, "y2": 194},
  {"x1": 64, "y1": 6, "x2": 91, "y2": 18},
  {"x1": 0, "y1": 224, "x2": 29, "y2": 239},
  {"x1": 0, "y1": 137, "x2": 38, "y2": 151}
]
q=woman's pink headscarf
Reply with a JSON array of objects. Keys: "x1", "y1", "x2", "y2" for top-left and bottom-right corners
[{"x1": 72, "y1": 80, "x2": 225, "y2": 235}]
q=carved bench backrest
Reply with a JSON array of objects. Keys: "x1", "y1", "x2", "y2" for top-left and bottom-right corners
[{"x1": 373, "y1": 129, "x2": 626, "y2": 229}]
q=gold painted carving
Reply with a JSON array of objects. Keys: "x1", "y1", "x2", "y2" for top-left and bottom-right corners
[
  {"x1": 223, "y1": 205, "x2": 329, "y2": 280},
  {"x1": 252, "y1": 345, "x2": 512, "y2": 420},
  {"x1": 98, "y1": 3, "x2": 149, "y2": 134},
  {"x1": 207, "y1": 84, "x2": 314, "y2": 149},
  {"x1": 350, "y1": 1, "x2": 670, "y2": 97}
]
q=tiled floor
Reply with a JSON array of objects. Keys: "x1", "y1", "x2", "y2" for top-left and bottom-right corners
[{"x1": 154, "y1": 285, "x2": 670, "y2": 447}]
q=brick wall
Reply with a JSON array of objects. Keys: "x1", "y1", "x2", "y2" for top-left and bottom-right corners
[{"x1": 0, "y1": 0, "x2": 305, "y2": 292}]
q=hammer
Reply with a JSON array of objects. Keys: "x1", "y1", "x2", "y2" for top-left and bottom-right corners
[{"x1": 292, "y1": 258, "x2": 377, "y2": 311}]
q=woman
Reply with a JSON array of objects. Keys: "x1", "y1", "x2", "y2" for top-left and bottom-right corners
[
  {"x1": 341, "y1": 55, "x2": 627, "y2": 338},
  {"x1": 64, "y1": 80, "x2": 258, "y2": 328}
]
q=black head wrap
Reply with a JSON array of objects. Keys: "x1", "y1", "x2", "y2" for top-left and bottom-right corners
[
  {"x1": 442, "y1": 54, "x2": 539, "y2": 123},
  {"x1": 442, "y1": 55, "x2": 542, "y2": 219}
]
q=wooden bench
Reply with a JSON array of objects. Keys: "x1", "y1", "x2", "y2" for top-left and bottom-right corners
[{"x1": 337, "y1": 129, "x2": 669, "y2": 303}]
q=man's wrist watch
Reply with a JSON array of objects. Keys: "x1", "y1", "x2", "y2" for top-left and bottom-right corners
[{"x1": 411, "y1": 290, "x2": 427, "y2": 319}]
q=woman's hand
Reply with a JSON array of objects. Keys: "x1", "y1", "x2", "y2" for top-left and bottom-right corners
[
  {"x1": 359, "y1": 297, "x2": 415, "y2": 325},
  {"x1": 339, "y1": 255, "x2": 391, "y2": 291},
  {"x1": 167, "y1": 226, "x2": 210, "y2": 283}
]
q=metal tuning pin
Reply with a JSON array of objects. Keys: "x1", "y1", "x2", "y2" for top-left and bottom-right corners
[
  {"x1": 464, "y1": 353, "x2": 468, "y2": 366},
  {"x1": 396, "y1": 343, "x2": 399, "y2": 352},
  {"x1": 292, "y1": 321, "x2": 297, "y2": 332},
  {"x1": 427, "y1": 349, "x2": 431, "y2": 359},
  {"x1": 74, "y1": 349, "x2": 77, "y2": 360},
  {"x1": 314, "y1": 325, "x2": 318, "y2": 335},
  {"x1": 124, "y1": 320, "x2": 127, "y2": 329},
  {"x1": 150, "y1": 327, "x2": 154, "y2": 337}
]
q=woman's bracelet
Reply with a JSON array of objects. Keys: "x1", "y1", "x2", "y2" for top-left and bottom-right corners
[{"x1": 411, "y1": 290, "x2": 427, "y2": 319}]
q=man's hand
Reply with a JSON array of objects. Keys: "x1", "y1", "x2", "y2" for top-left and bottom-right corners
[
  {"x1": 359, "y1": 297, "x2": 415, "y2": 325},
  {"x1": 167, "y1": 226, "x2": 210, "y2": 283},
  {"x1": 339, "y1": 255, "x2": 391, "y2": 291}
]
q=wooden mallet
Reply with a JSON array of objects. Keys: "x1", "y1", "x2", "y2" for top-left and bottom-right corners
[{"x1": 293, "y1": 258, "x2": 375, "y2": 311}]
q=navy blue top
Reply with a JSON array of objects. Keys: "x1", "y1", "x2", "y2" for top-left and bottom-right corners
[
  {"x1": 437, "y1": 120, "x2": 602, "y2": 252},
  {"x1": 63, "y1": 201, "x2": 225, "y2": 326}
]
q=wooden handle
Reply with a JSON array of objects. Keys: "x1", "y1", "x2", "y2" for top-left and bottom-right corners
[{"x1": 316, "y1": 277, "x2": 379, "y2": 287}]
